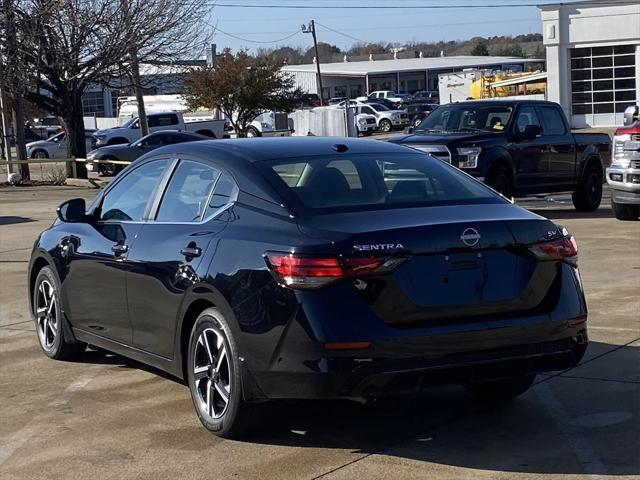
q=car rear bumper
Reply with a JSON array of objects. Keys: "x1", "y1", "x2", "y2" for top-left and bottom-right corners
[{"x1": 247, "y1": 326, "x2": 588, "y2": 400}]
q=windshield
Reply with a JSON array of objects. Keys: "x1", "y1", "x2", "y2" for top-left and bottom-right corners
[
  {"x1": 48, "y1": 132, "x2": 65, "y2": 142},
  {"x1": 121, "y1": 117, "x2": 137, "y2": 128},
  {"x1": 416, "y1": 104, "x2": 513, "y2": 133},
  {"x1": 256, "y1": 153, "x2": 503, "y2": 214}
]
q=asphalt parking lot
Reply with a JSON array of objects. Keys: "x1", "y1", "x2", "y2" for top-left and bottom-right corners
[{"x1": 0, "y1": 185, "x2": 638, "y2": 480}]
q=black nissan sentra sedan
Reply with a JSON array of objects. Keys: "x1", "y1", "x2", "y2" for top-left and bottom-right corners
[{"x1": 28, "y1": 137, "x2": 588, "y2": 437}]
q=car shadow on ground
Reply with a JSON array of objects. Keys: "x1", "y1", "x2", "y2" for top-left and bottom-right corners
[
  {"x1": 77, "y1": 341, "x2": 639, "y2": 476},
  {"x1": 0, "y1": 216, "x2": 34, "y2": 226}
]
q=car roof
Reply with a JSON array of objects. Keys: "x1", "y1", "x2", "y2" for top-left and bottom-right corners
[{"x1": 148, "y1": 137, "x2": 417, "y2": 164}]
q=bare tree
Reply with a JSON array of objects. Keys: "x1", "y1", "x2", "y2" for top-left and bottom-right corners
[
  {"x1": 183, "y1": 49, "x2": 302, "y2": 138},
  {"x1": 13, "y1": 0, "x2": 211, "y2": 178},
  {"x1": 0, "y1": 0, "x2": 33, "y2": 179},
  {"x1": 108, "y1": 0, "x2": 211, "y2": 136}
]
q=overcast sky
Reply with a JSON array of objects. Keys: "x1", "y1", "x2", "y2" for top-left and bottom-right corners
[{"x1": 206, "y1": 0, "x2": 578, "y2": 53}]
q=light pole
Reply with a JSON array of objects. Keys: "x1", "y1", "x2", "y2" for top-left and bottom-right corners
[{"x1": 301, "y1": 20, "x2": 324, "y2": 106}]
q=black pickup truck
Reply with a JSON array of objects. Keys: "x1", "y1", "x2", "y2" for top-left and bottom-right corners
[{"x1": 391, "y1": 100, "x2": 611, "y2": 211}]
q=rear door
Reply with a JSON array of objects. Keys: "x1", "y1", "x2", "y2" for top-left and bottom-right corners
[
  {"x1": 125, "y1": 158, "x2": 237, "y2": 358},
  {"x1": 536, "y1": 105, "x2": 577, "y2": 190},
  {"x1": 510, "y1": 105, "x2": 548, "y2": 193}
]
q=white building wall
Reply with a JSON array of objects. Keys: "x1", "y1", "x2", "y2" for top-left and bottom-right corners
[{"x1": 540, "y1": 1, "x2": 640, "y2": 127}]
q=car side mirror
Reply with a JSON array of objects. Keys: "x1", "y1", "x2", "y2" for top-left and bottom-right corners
[
  {"x1": 57, "y1": 198, "x2": 86, "y2": 223},
  {"x1": 516, "y1": 124, "x2": 542, "y2": 142}
]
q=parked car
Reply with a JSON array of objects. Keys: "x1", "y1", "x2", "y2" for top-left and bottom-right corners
[
  {"x1": 365, "y1": 90, "x2": 405, "y2": 105},
  {"x1": 28, "y1": 137, "x2": 588, "y2": 438},
  {"x1": 26, "y1": 130, "x2": 96, "y2": 159},
  {"x1": 328, "y1": 101, "x2": 378, "y2": 136},
  {"x1": 360, "y1": 97, "x2": 399, "y2": 110},
  {"x1": 87, "y1": 130, "x2": 208, "y2": 176},
  {"x1": 354, "y1": 102, "x2": 409, "y2": 132},
  {"x1": 31, "y1": 117, "x2": 64, "y2": 139},
  {"x1": 607, "y1": 121, "x2": 640, "y2": 220},
  {"x1": 93, "y1": 111, "x2": 226, "y2": 146},
  {"x1": 406, "y1": 103, "x2": 438, "y2": 128},
  {"x1": 392, "y1": 100, "x2": 611, "y2": 211},
  {"x1": 412, "y1": 91, "x2": 440, "y2": 104}
]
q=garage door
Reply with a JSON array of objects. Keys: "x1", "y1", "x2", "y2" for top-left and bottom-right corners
[{"x1": 570, "y1": 44, "x2": 637, "y2": 127}]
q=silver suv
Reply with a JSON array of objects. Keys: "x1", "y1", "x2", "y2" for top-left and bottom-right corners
[{"x1": 607, "y1": 122, "x2": 640, "y2": 220}]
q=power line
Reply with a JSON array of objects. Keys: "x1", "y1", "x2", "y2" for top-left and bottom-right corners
[
  {"x1": 214, "y1": 27, "x2": 301, "y2": 44},
  {"x1": 209, "y1": 1, "x2": 632, "y2": 9},
  {"x1": 314, "y1": 21, "x2": 366, "y2": 44}
]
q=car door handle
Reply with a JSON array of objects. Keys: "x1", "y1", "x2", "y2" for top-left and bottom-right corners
[
  {"x1": 111, "y1": 244, "x2": 128, "y2": 256},
  {"x1": 180, "y1": 246, "x2": 202, "y2": 259}
]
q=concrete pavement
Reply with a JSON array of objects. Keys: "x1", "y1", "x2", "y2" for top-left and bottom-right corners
[{"x1": 0, "y1": 185, "x2": 638, "y2": 480}]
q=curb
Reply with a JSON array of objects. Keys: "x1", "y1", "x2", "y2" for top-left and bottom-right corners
[{"x1": 65, "y1": 178, "x2": 109, "y2": 189}]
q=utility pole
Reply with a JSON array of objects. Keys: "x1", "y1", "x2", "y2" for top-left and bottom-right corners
[{"x1": 302, "y1": 20, "x2": 324, "y2": 106}]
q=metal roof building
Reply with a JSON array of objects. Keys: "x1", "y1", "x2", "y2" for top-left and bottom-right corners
[{"x1": 282, "y1": 55, "x2": 544, "y2": 100}]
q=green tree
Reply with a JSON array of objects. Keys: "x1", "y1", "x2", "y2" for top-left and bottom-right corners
[
  {"x1": 495, "y1": 44, "x2": 525, "y2": 58},
  {"x1": 470, "y1": 40, "x2": 490, "y2": 56},
  {"x1": 183, "y1": 49, "x2": 302, "y2": 137}
]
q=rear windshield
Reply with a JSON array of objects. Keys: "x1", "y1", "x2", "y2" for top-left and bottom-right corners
[{"x1": 255, "y1": 153, "x2": 504, "y2": 214}]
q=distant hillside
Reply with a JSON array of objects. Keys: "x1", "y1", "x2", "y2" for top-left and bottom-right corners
[{"x1": 254, "y1": 34, "x2": 544, "y2": 65}]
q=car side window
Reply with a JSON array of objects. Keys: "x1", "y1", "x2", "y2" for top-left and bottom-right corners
[
  {"x1": 538, "y1": 107, "x2": 566, "y2": 135},
  {"x1": 100, "y1": 160, "x2": 169, "y2": 222},
  {"x1": 205, "y1": 172, "x2": 238, "y2": 217},
  {"x1": 515, "y1": 106, "x2": 541, "y2": 134},
  {"x1": 139, "y1": 135, "x2": 163, "y2": 147},
  {"x1": 154, "y1": 114, "x2": 178, "y2": 127},
  {"x1": 156, "y1": 160, "x2": 220, "y2": 222}
]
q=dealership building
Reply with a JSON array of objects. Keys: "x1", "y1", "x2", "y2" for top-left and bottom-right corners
[
  {"x1": 539, "y1": 0, "x2": 640, "y2": 127},
  {"x1": 282, "y1": 56, "x2": 544, "y2": 101}
]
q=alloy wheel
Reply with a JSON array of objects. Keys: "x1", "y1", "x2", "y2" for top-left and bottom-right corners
[
  {"x1": 193, "y1": 327, "x2": 231, "y2": 419},
  {"x1": 34, "y1": 150, "x2": 48, "y2": 159},
  {"x1": 35, "y1": 279, "x2": 58, "y2": 349}
]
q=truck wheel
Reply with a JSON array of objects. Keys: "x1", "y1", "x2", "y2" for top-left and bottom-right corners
[
  {"x1": 611, "y1": 198, "x2": 639, "y2": 221},
  {"x1": 486, "y1": 165, "x2": 513, "y2": 198},
  {"x1": 465, "y1": 374, "x2": 535, "y2": 402},
  {"x1": 379, "y1": 119, "x2": 392, "y2": 133},
  {"x1": 246, "y1": 127, "x2": 259, "y2": 138},
  {"x1": 572, "y1": 165, "x2": 602, "y2": 212}
]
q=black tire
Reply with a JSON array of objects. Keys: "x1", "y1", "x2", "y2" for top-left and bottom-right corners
[
  {"x1": 31, "y1": 149, "x2": 49, "y2": 159},
  {"x1": 486, "y1": 165, "x2": 513, "y2": 198},
  {"x1": 32, "y1": 266, "x2": 86, "y2": 360},
  {"x1": 379, "y1": 119, "x2": 392, "y2": 133},
  {"x1": 611, "y1": 198, "x2": 640, "y2": 221},
  {"x1": 465, "y1": 374, "x2": 536, "y2": 402},
  {"x1": 187, "y1": 308, "x2": 253, "y2": 438},
  {"x1": 98, "y1": 157, "x2": 122, "y2": 177},
  {"x1": 245, "y1": 127, "x2": 260, "y2": 138},
  {"x1": 572, "y1": 164, "x2": 603, "y2": 212}
]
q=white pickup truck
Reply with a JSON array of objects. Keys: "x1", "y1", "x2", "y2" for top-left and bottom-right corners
[{"x1": 93, "y1": 111, "x2": 227, "y2": 147}]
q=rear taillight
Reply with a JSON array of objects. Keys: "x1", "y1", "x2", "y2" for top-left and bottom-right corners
[
  {"x1": 528, "y1": 235, "x2": 578, "y2": 266},
  {"x1": 264, "y1": 253, "x2": 405, "y2": 289}
]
